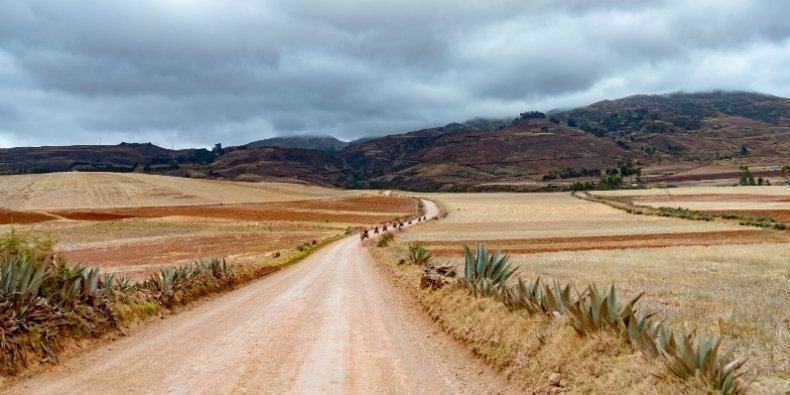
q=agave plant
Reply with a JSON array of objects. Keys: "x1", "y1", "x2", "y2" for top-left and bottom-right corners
[
  {"x1": 61, "y1": 266, "x2": 101, "y2": 305},
  {"x1": 98, "y1": 273, "x2": 115, "y2": 290},
  {"x1": 657, "y1": 332, "x2": 746, "y2": 394},
  {"x1": 408, "y1": 243, "x2": 433, "y2": 268},
  {"x1": 504, "y1": 277, "x2": 573, "y2": 315},
  {"x1": 566, "y1": 284, "x2": 655, "y2": 339},
  {"x1": 115, "y1": 275, "x2": 134, "y2": 293},
  {"x1": 1, "y1": 253, "x2": 50, "y2": 310},
  {"x1": 460, "y1": 244, "x2": 518, "y2": 297}
]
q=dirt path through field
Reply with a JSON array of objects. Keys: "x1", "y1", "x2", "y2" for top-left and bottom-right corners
[{"x1": 5, "y1": 201, "x2": 510, "y2": 394}]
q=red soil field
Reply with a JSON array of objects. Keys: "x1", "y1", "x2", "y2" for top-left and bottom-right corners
[
  {"x1": 419, "y1": 230, "x2": 788, "y2": 256},
  {"x1": 58, "y1": 232, "x2": 324, "y2": 268},
  {"x1": 51, "y1": 196, "x2": 416, "y2": 224},
  {"x1": 0, "y1": 208, "x2": 57, "y2": 224},
  {"x1": 703, "y1": 209, "x2": 790, "y2": 223}
]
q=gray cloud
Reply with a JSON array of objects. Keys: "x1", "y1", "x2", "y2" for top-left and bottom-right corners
[{"x1": 0, "y1": 0, "x2": 788, "y2": 148}]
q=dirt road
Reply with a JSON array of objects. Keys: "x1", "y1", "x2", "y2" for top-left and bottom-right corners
[{"x1": 6, "y1": 201, "x2": 509, "y2": 394}]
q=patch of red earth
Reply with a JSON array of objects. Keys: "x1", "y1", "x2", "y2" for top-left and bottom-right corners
[
  {"x1": 703, "y1": 210, "x2": 790, "y2": 223},
  {"x1": 419, "y1": 230, "x2": 788, "y2": 256},
  {"x1": 0, "y1": 208, "x2": 57, "y2": 224},
  {"x1": 57, "y1": 232, "x2": 326, "y2": 269},
  {"x1": 282, "y1": 196, "x2": 417, "y2": 213},
  {"x1": 51, "y1": 196, "x2": 415, "y2": 224}
]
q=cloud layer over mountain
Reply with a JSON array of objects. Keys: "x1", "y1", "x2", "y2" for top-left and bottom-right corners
[{"x1": 1, "y1": 0, "x2": 788, "y2": 147}]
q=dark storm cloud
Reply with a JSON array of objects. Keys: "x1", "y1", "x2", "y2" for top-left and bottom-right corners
[{"x1": 0, "y1": 0, "x2": 788, "y2": 148}]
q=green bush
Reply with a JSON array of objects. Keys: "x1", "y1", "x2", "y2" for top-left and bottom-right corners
[{"x1": 377, "y1": 232, "x2": 394, "y2": 247}]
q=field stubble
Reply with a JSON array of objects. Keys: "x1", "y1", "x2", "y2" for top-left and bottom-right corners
[{"x1": 406, "y1": 191, "x2": 790, "y2": 391}]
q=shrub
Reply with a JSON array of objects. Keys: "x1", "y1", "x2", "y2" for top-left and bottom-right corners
[
  {"x1": 459, "y1": 244, "x2": 518, "y2": 297},
  {"x1": 377, "y1": 232, "x2": 394, "y2": 247},
  {"x1": 407, "y1": 243, "x2": 433, "y2": 267}
]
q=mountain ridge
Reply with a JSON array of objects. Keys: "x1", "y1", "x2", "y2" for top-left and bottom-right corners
[{"x1": 2, "y1": 91, "x2": 788, "y2": 190}]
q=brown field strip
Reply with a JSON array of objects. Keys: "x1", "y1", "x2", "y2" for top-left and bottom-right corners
[
  {"x1": 0, "y1": 208, "x2": 57, "y2": 224},
  {"x1": 57, "y1": 232, "x2": 326, "y2": 267},
  {"x1": 51, "y1": 196, "x2": 416, "y2": 224},
  {"x1": 416, "y1": 229, "x2": 787, "y2": 256}
]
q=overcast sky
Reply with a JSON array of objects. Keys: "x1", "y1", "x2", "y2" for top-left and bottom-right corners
[{"x1": 0, "y1": 0, "x2": 788, "y2": 148}]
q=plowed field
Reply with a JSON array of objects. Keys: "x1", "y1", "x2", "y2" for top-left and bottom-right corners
[
  {"x1": 421, "y1": 229, "x2": 787, "y2": 256},
  {"x1": 0, "y1": 173, "x2": 416, "y2": 274}
]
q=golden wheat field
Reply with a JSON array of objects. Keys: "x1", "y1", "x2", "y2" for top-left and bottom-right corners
[
  {"x1": 0, "y1": 172, "x2": 360, "y2": 210},
  {"x1": 0, "y1": 173, "x2": 415, "y2": 277},
  {"x1": 405, "y1": 191, "x2": 790, "y2": 392}
]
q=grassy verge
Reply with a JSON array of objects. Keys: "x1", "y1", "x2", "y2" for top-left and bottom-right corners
[
  {"x1": 580, "y1": 192, "x2": 790, "y2": 231},
  {"x1": 0, "y1": 228, "x2": 341, "y2": 377},
  {"x1": 368, "y1": 242, "x2": 728, "y2": 393}
]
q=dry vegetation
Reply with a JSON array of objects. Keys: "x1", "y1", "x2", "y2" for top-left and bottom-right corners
[
  {"x1": 396, "y1": 191, "x2": 790, "y2": 392},
  {"x1": 369, "y1": 244, "x2": 709, "y2": 393},
  {"x1": 0, "y1": 172, "x2": 359, "y2": 211}
]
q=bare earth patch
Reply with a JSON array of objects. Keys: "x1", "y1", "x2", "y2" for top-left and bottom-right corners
[{"x1": 421, "y1": 229, "x2": 788, "y2": 256}]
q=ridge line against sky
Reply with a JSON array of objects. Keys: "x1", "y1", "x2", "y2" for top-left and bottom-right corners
[{"x1": 0, "y1": 0, "x2": 788, "y2": 149}]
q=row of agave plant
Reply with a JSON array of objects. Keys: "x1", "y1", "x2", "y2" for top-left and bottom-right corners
[
  {"x1": 0, "y1": 240, "x2": 233, "y2": 375},
  {"x1": 407, "y1": 243, "x2": 746, "y2": 394}
]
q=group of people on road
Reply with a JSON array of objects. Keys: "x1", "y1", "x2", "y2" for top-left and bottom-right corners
[{"x1": 360, "y1": 215, "x2": 429, "y2": 240}]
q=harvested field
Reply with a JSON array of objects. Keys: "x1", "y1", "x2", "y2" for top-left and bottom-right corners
[
  {"x1": 401, "y1": 192, "x2": 743, "y2": 242},
  {"x1": 50, "y1": 196, "x2": 416, "y2": 224},
  {"x1": 422, "y1": 229, "x2": 788, "y2": 256},
  {"x1": 0, "y1": 172, "x2": 359, "y2": 210},
  {"x1": 500, "y1": 244, "x2": 790, "y2": 392},
  {"x1": 401, "y1": 191, "x2": 790, "y2": 391},
  {"x1": 58, "y1": 230, "x2": 329, "y2": 275},
  {"x1": 0, "y1": 173, "x2": 417, "y2": 275},
  {"x1": 595, "y1": 186, "x2": 790, "y2": 208}
]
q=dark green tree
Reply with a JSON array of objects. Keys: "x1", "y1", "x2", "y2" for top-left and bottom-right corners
[{"x1": 739, "y1": 166, "x2": 755, "y2": 186}]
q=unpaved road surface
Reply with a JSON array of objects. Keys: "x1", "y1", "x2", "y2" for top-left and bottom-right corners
[{"x1": 6, "y1": 201, "x2": 510, "y2": 394}]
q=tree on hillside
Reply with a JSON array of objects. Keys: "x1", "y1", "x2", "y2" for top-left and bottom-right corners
[
  {"x1": 781, "y1": 165, "x2": 790, "y2": 184},
  {"x1": 740, "y1": 145, "x2": 749, "y2": 156},
  {"x1": 739, "y1": 166, "x2": 755, "y2": 186},
  {"x1": 212, "y1": 143, "x2": 224, "y2": 155},
  {"x1": 567, "y1": 118, "x2": 578, "y2": 127}
]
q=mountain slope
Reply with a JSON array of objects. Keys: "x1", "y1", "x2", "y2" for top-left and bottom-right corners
[
  {"x1": 246, "y1": 135, "x2": 348, "y2": 151},
  {"x1": 1, "y1": 92, "x2": 787, "y2": 190}
]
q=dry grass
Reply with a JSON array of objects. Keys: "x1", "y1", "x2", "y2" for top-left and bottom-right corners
[
  {"x1": 368, "y1": 244, "x2": 709, "y2": 394},
  {"x1": 0, "y1": 172, "x2": 360, "y2": 210},
  {"x1": 402, "y1": 191, "x2": 790, "y2": 392},
  {"x1": 594, "y1": 186, "x2": 790, "y2": 211},
  {"x1": 401, "y1": 192, "x2": 743, "y2": 242},
  {"x1": 432, "y1": 244, "x2": 790, "y2": 392}
]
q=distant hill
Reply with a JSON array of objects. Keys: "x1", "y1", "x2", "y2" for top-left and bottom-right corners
[
  {"x1": 2, "y1": 92, "x2": 788, "y2": 190},
  {"x1": 0, "y1": 143, "x2": 215, "y2": 175},
  {"x1": 246, "y1": 135, "x2": 348, "y2": 151},
  {"x1": 555, "y1": 91, "x2": 790, "y2": 137}
]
